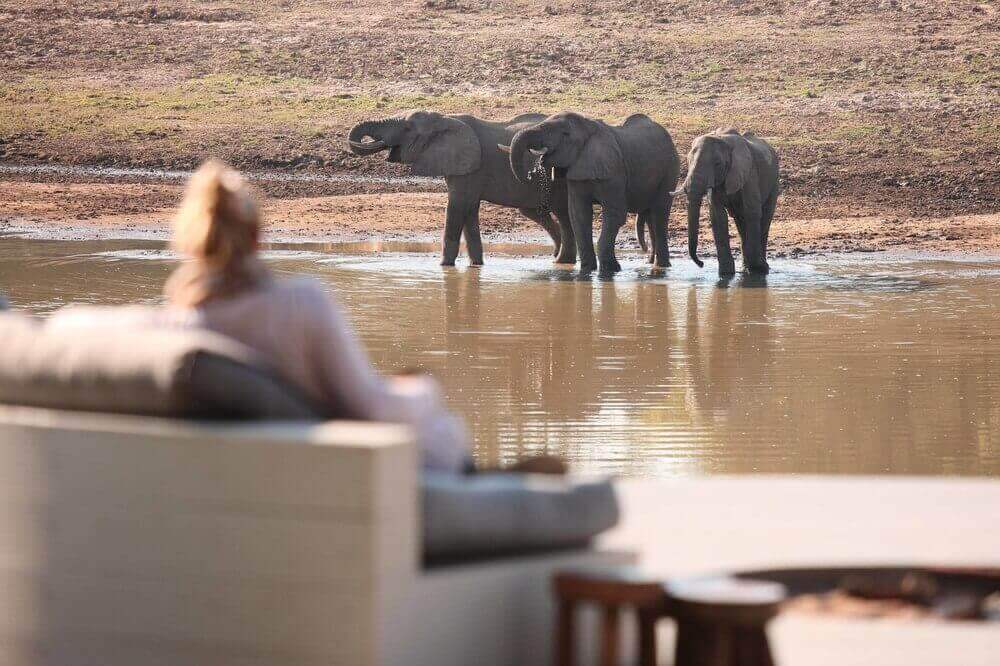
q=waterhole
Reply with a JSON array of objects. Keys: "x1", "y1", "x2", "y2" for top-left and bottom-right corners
[{"x1": 2, "y1": 235, "x2": 997, "y2": 477}]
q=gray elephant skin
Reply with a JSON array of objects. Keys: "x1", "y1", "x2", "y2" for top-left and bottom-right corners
[
  {"x1": 675, "y1": 128, "x2": 780, "y2": 276},
  {"x1": 505, "y1": 112, "x2": 680, "y2": 273},
  {"x1": 347, "y1": 111, "x2": 576, "y2": 266}
]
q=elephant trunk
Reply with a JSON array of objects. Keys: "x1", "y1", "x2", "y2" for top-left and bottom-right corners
[
  {"x1": 347, "y1": 118, "x2": 394, "y2": 155},
  {"x1": 687, "y1": 193, "x2": 705, "y2": 268},
  {"x1": 508, "y1": 127, "x2": 542, "y2": 183}
]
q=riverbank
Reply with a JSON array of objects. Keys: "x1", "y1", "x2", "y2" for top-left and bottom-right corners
[
  {"x1": 2, "y1": 1, "x2": 998, "y2": 225},
  {"x1": 2, "y1": 179, "x2": 998, "y2": 258}
]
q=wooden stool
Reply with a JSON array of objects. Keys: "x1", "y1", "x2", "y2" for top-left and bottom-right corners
[
  {"x1": 664, "y1": 576, "x2": 786, "y2": 666},
  {"x1": 553, "y1": 567, "x2": 666, "y2": 666},
  {"x1": 554, "y1": 570, "x2": 787, "y2": 666}
]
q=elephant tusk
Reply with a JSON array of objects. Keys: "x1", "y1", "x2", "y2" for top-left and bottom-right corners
[
  {"x1": 349, "y1": 139, "x2": 386, "y2": 150},
  {"x1": 529, "y1": 147, "x2": 549, "y2": 156},
  {"x1": 497, "y1": 144, "x2": 512, "y2": 154},
  {"x1": 669, "y1": 187, "x2": 685, "y2": 197}
]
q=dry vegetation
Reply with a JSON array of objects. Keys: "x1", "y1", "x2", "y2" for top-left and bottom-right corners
[{"x1": 0, "y1": 0, "x2": 997, "y2": 246}]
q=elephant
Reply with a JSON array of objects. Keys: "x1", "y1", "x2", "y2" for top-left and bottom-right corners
[
  {"x1": 504, "y1": 112, "x2": 680, "y2": 273},
  {"x1": 347, "y1": 111, "x2": 576, "y2": 266},
  {"x1": 673, "y1": 128, "x2": 780, "y2": 276}
]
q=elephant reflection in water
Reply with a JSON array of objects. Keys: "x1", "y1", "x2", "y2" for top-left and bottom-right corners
[
  {"x1": 684, "y1": 283, "x2": 775, "y2": 427},
  {"x1": 680, "y1": 280, "x2": 1000, "y2": 474},
  {"x1": 440, "y1": 271, "x2": 676, "y2": 467}
]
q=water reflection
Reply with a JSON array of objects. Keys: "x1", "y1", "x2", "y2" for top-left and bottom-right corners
[
  {"x1": 1, "y1": 235, "x2": 998, "y2": 477},
  {"x1": 434, "y1": 272, "x2": 684, "y2": 471},
  {"x1": 679, "y1": 277, "x2": 999, "y2": 475}
]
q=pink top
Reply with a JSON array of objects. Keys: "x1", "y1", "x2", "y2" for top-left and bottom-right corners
[{"x1": 48, "y1": 278, "x2": 470, "y2": 472}]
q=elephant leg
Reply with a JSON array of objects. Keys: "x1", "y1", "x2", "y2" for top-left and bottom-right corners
[
  {"x1": 709, "y1": 195, "x2": 736, "y2": 276},
  {"x1": 519, "y1": 207, "x2": 561, "y2": 259},
  {"x1": 761, "y1": 194, "x2": 778, "y2": 256},
  {"x1": 464, "y1": 202, "x2": 484, "y2": 266},
  {"x1": 738, "y1": 196, "x2": 768, "y2": 274},
  {"x1": 733, "y1": 213, "x2": 748, "y2": 255},
  {"x1": 441, "y1": 194, "x2": 477, "y2": 266},
  {"x1": 651, "y1": 197, "x2": 672, "y2": 269},
  {"x1": 552, "y1": 200, "x2": 578, "y2": 265},
  {"x1": 441, "y1": 210, "x2": 462, "y2": 266},
  {"x1": 568, "y1": 187, "x2": 597, "y2": 272},
  {"x1": 597, "y1": 203, "x2": 626, "y2": 274}
]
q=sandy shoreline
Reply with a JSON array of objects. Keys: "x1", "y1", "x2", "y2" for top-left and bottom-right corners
[{"x1": 2, "y1": 180, "x2": 998, "y2": 259}]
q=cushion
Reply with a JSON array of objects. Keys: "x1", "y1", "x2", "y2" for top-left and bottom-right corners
[
  {"x1": 422, "y1": 472, "x2": 620, "y2": 564},
  {"x1": 0, "y1": 314, "x2": 322, "y2": 420}
]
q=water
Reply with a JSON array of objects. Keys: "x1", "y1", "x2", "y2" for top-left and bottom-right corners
[{"x1": 2, "y1": 235, "x2": 998, "y2": 477}]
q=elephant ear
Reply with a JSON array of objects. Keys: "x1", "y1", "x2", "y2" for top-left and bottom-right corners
[
  {"x1": 409, "y1": 114, "x2": 481, "y2": 177},
  {"x1": 567, "y1": 125, "x2": 623, "y2": 181},
  {"x1": 723, "y1": 134, "x2": 753, "y2": 195}
]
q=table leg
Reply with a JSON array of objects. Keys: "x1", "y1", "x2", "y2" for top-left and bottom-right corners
[
  {"x1": 556, "y1": 599, "x2": 576, "y2": 666},
  {"x1": 675, "y1": 620, "x2": 774, "y2": 666},
  {"x1": 600, "y1": 604, "x2": 621, "y2": 666},
  {"x1": 638, "y1": 608, "x2": 658, "y2": 666},
  {"x1": 733, "y1": 626, "x2": 775, "y2": 666}
]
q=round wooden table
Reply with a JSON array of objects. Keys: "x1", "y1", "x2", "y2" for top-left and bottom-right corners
[{"x1": 554, "y1": 568, "x2": 787, "y2": 666}]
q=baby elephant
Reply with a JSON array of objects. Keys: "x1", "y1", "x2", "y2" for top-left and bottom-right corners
[{"x1": 674, "y1": 128, "x2": 779, "y2": 275}]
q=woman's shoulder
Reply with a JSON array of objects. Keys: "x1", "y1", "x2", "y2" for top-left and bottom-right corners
[
  {"x1": 266, "y1": 276, "x2": 332, "y2": 303},
  {"x1": 248, "y1": 278, "x2": 338, "y2": 322}
]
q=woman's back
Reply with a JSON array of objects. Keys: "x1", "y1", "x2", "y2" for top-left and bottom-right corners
[
  {"x1": 196, "y1": 276, "x2": 470, "y2": 472},
  {"x1": 196, "y1": 277, "x2": 337, "y2": 408}
]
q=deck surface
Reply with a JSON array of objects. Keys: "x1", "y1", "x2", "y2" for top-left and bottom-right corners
[{"x1": 604, "y1": 476, "x2": 1000, "y2": 666}]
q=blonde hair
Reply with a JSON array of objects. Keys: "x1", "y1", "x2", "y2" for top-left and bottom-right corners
[{"x1": 165, "y1": 160, "x2": 269, "y2": 307}]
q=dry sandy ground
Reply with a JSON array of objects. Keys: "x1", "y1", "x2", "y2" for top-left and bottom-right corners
[
  {"x1": 1, "y1": 0, "x2": 996, "y2": 255},
  {"x1": 2, "y1": 181, "x2": 997, "y2": 259},
  {"x1": 1, "y1": 0, "x2": 998, "y2": 224}
]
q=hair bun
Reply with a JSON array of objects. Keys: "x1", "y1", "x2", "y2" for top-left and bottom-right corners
[{"x1": 172, "y1": 159, "x2": 261, "y2": 266}]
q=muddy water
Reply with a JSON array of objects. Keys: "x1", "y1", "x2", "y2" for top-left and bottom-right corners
[{"x1": 2, "y1": 235, "x2": 998, "y2": 477}]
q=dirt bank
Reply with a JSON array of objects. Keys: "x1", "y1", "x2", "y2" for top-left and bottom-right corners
[
  {"x1": 1, "y1": 0, "x2": 998, "y2": 223},
  {"x1": 3, "y1": 180, "x2": 997, "y2": 258}
]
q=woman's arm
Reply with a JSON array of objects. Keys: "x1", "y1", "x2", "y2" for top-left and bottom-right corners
[{"x1": 297, "y1": 284, "x2": 470, "y2": 471}]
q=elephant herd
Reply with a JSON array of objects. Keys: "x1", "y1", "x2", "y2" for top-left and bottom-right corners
[{"x1": 347, "y1": 110, "x2": 780, "y2": 276}]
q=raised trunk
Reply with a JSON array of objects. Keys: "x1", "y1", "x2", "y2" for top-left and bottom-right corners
[
  {"x1": 347, "y1": 119, "x2": 394, "y2": 155},
  {"x1": 688, "y1": 195, "x2": 705, "y2": 267},
  {"x1": 508, "y1": 127, "x2": 541, "y2": 183}
]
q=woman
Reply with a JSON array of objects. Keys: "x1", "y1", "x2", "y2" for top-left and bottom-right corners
[{"x1": 164, "y1": 160, "x2": 471, "y2": 472}]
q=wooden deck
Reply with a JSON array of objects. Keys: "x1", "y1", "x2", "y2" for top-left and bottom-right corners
[{"x1": 603, "y1": 476, "x2": 1000, "y2": 665}]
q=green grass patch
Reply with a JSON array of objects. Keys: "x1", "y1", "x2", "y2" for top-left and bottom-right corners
[
  {"x1": 686, "y1": 62, "x2": 725, "y2": 81},
  {"x1": 0, "y1": 74, "x2": 497, "y2": 142}
]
